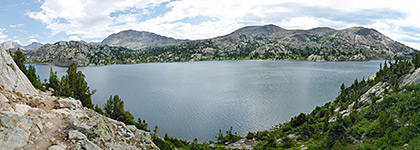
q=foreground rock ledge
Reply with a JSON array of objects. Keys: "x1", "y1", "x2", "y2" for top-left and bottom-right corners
[{"x1": 0, "y1": 46, "x2": 159, "y2": 150}]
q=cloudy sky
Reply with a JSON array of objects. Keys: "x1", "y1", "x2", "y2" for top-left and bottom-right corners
[{"x1": 1, "y1": 0, "x2": 419, "y2": 49}]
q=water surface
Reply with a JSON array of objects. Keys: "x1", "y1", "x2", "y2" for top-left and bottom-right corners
[{"x1": 34, "y1": 60, "x2": 383, "y2": 141}]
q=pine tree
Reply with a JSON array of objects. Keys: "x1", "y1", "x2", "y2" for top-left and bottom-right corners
[{"x1": 12, "y1": 49, "x2": 27, "y2": 74}]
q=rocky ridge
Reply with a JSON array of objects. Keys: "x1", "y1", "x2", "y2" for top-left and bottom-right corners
[
  {"x1": 0, "y1": 46, "x2": 159, "y2": 149},
  {"x1": 27, "y1": 25, "x2": 418, "y2": 66},
  {"x1": 104, "y1": 25, "x2": 418, "y2": 63},
  {"x1": 101, "y1": 30, "x2": 188, "y2": 49},
  {"x1": 1, "y1": 41, "x2": 43, "y2": 50},
  {"x1": 27, "y1": 41, "x2": 133, "y2": 66}
]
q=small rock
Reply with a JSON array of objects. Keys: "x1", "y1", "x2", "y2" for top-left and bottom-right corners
[
  {"x1": 82, "y1": 140, "x2": 101, "y2": 150},
  {"x1": 68, "y1": 130, "x2": 87, "y2": 140},
  {"x1": 45, "y1": 122, "x2": 54, "y2": 129},
  {"x1": 0, "y1": 93, "x2": 8, "y2": 104},
  {"x1": 51, "y1": 109, "x2": 71, "y2": 116},
  {"x1": 48, "y1": 145, "x2": 66, "y2": 150},
  {"x1": 58, "y1": 98, "x2": 82, "y2": 110}
]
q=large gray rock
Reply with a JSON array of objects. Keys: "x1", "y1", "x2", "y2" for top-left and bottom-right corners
[
  {"x1": 0, "y1": 46, "x2": 37, "y2": 94},
  {"x1": 400, "y1": 68, "x2": 420, "y2": 87},
  {"x1": 13, "y1": 103, "x2": 35, "y2": 114},
  {"x1": 0, "y1": 111, "x2": 32, "y2": 149},
  {"x1": 58, "y1": 98, "x2": 82, "y2": 110}
]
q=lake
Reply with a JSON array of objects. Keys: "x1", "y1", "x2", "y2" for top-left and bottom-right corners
[{"x1": 33, "y1": 60, "x2": 383, "y2": 142}]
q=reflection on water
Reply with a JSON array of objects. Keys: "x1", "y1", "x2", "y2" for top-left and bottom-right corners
[{"x1": 34, "y1": 60, "x2": 383, "y2": 141}]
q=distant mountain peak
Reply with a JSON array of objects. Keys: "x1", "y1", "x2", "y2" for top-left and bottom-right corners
[
  {"x1": 1, "y1": 41, "x2": 23, "y2": 50},
  {"x1": 227, "y1": 24, "x2": 286, "y2": 37},
  {"x1": 23, "y1": 42, "x2": 43, "y2": 50},
  {"x1": 101, "y1": 30, "x2": 188, "y2": 49}
]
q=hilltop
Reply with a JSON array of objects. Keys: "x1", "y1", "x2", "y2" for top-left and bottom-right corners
[{"x1": 101, "y1": 30, "x2": 189, "y2": 49}]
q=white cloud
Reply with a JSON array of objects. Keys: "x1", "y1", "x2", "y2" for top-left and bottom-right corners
[
  {"x1": 9, "y1": 24, "x2": 24, "y2": 28},
  {"x1": 0, "y1": 28, "x2": 7, "y2": 43},
  {"x1": 27, "y1": 0, "x2": 170, "y2": 39},
  {"x1": 13, "y1": 40, "x2": 21, "y2": 44},
  {"x1": 28, "y1": 39, "x2": 39, "y2": 43},
  {"x1": 27, "y1": 0, "x2": 420, "y2": 49},
  {"x1": 68, "y1": 36, "x2": 81, "y2": 41}
]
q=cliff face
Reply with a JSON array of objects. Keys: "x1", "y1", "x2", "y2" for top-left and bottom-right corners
[
  {"x1": 0, "y1": 46, "x2": 159, "y2": 149},
  {"x1": 0, "y1": 46, "x2": 37, "y2": 95}
]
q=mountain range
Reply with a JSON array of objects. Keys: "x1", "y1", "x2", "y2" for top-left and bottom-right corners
[
  {"x1": 26, "y1": 24, "x2": 418, "y2": 66},
  {"x1": 0, "y1": 41, "x2": 43, "y2": 50}
]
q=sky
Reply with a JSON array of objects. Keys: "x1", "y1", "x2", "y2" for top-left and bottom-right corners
[{"x1": 0, "y1": 0, "x2": 419, "y2": 49}]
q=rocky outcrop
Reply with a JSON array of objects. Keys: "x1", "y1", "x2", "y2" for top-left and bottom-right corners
[
  {"x1": 0, "y1": 46, "x2": 159, "y2": 149},
  {"x1": 0, "y1": 46, "x2": 37, "y2": 95},
  {"x1": 307, "y1": 54, "x2": 325, "y2": 62},
  {"x1": 27, "y1": 41, "x2": 132, "y2": 66},
  {"x1": 400, "y1": 68, "x2": 420, "y2": 87}
]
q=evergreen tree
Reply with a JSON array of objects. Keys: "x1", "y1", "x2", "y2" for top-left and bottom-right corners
[
  {"x1": 12, "y1": 49, "x2": 27, "y2": 74},
  {"x1": 137, "y1": 118, "x2": 149, "y2": 131},
  {"x1": 27, "y1": 65, "x2": 45, "y2": 91},
  {"x1": 58, "y1": 63, "x2": 95, "y2": 108},
  {"x1": 47, "y1": 68, "x2": 60, "y2": 91},
  {"x1": 104, "y1": 95, "x2": 130, "y2": 121}
]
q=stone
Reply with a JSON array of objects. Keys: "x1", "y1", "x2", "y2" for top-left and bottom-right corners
[
  {"x1": 68, "y1": 130, "x2": 87, "y2": 140},
  {"x1": 48, "y1": 145, "x2": 66, "y2": 150},
  {"x1": 45, "y1": 122, "x2": 54, "y2": 129},
  {"x1": 0, "y1": 112, "x2": 31, "y2": 150},
  {"x1": 13, "y1": 103, "x2": 33, "y2": 114},
  {"x1": 51, "y1": 108, "x2": 71, "y2": 116},
  {"x1": 400, "y1": 68, "x2": 420, "y2": 87},
  {"x1": 58, "y1": 98, "x2": 82, "y2": 110},
  {"x1": 0, "y1": 93, "x2": 8, "y2": 104},
  {"x1": 82, "y1": 140, "x2": 102, "y2": 150}
]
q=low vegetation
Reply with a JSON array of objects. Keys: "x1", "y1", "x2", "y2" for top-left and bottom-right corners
[{"x1": 243, "y1": 54, "x2": 420, "y2": 149}]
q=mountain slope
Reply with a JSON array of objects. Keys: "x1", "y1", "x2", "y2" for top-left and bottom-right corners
[
  {"x1": 224, "y1": 55, "x2": 420, "y2": 149},
  {"x1": 23, "y1": 42, "x2": 43, "y2": 50},
  {"x1": 1, "y1": 41, "x2": 23, "y2": 50},
  {"x1": 29, "y1": 25, "x2": 418, "y2": 66},
  {"x1": 101, "y1": 30, "x2": 188, "y2": 49},
  {"x1": 138, "y1": 25, "x2": 416, "y2": 62},
  {"x1": 27, "y1": 41, "x2": 133, "y2": 66}
]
